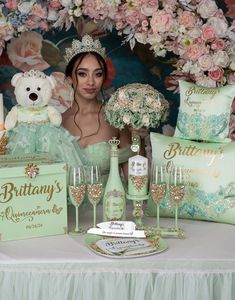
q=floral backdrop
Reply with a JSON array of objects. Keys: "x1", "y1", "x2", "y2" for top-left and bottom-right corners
[{"x1": 0, "y1": 0, "x2": 234, "y2": 139}]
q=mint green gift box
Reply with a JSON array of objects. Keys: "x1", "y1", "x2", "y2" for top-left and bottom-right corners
[{"x1": 0, "y1": 154, "x2": 68, "y2": 241}]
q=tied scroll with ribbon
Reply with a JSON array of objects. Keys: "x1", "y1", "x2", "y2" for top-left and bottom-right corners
[{"x1": 87, "y1": 221, "x2": 146, "y2": 238}]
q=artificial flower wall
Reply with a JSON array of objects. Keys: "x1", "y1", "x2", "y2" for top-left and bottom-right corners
[{"x1": 1, "y1": 0, "x2": 235, "y2": 89}]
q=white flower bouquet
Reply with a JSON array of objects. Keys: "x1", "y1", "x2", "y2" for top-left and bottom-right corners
[{"x1": 104, "y1": 83, "x2": 169, "y2": 130}]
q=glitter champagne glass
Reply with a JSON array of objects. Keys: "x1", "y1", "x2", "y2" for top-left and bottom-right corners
[
  {"x1": 87, "y1": 165, "x2": 103, "y2": 228},
  {"x1": 150, "y1": 164, "x2": 167, "y2": 229},
  {"x1": 68, "y1": 166, "x2": 86, "y2": 235},
  {"x1": 169, "y1": 167, "x2": 185, "y2": 230}
]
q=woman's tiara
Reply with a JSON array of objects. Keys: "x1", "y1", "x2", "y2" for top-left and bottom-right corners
[{"x1": 64, "y1": 34, "x2": 106, "y2": 63}]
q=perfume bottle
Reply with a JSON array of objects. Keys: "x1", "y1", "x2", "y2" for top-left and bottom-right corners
[{"x1": 103, "y1": 137, "x2": 126, "y2": 221}]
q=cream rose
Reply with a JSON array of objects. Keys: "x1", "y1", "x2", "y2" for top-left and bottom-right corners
[
  {"x1": 198, "y1": 55, "x2": 214, "y2": 71},
  {"x1": 212, "y1": 50, "x2": 230, "y2": 68},
  {"x1": 197, "y1": 0, "x2": 218, "y2": 19}
]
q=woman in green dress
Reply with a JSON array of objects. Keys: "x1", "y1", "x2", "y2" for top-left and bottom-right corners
[{"x1": 62, "y1": 35, "x2": 135, "y2": 182}]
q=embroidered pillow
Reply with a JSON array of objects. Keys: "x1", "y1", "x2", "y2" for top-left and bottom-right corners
[
  {"x1": 146, "y1": 132, "x2": 235, "y2": 224},
  {"x1": 174, "y1": 80, "x2": 235, "y2": 142}
]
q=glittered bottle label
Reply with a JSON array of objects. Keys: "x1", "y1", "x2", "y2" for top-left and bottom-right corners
[{"x1": 104, "y1": 189, "x2": 125, "y2": 221}]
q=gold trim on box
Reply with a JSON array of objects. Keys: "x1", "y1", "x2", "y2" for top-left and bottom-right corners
[{"x1": 0, "y1": 134, "x2": 8, "y2": 155}]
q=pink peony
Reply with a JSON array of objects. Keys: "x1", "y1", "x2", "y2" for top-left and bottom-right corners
[
  {"x1": 208, "y1": 68, "x2": 224, "y2": 81},
  {"x1": 7, "y1": 31, "x2": 50, "y2": 72},
  {"x1": 150, "y1": 10, "x2": 173, "y2": 32},
  {"x1": 178, "y1": 11, "x2": 196, "y2": 28}
]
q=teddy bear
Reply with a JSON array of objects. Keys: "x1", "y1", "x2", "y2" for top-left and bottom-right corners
[
  {"x1": 5, "y1": 69, "x2": 82, "y2": 166},
  {"x1": 5, "y1": 69, "x2": 61, "y2": 130}
]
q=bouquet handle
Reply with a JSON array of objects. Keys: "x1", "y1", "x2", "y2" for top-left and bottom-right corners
[{"x1": 130, "y1": 131, "x2": 141, "y2": 154}]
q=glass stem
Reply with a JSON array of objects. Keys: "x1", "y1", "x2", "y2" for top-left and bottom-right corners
[
  {"x1": 175, "y1": 205, "x2": 178, "y2": 230},
  {"x1": 75, "y1": 206, "x2": 79, "y2": 232},
  {"x1": 156, "y1": 204, "x2": 160, "y2": 229},
  {"x1": 93, "y1": 204, "x2": 97, "y2": 228}
]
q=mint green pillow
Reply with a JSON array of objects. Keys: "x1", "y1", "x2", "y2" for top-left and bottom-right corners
[
  {"x1": 174, "y1": 80, "x2": 235, "y2": 142},
  {"x1": 146, "y1": 132, "x2": 235, "y2": 224}
]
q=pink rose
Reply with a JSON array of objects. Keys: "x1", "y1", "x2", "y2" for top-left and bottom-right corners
[
  {"x1": 178, "y1": 11, "x2": 196, "y2": 28},
  {"x1": 211, "y1": 39, "x2": 225, "y2": 50},
  {"x1": 184, "y1": 44, "x2": 208, "y2": 61},
  {"x1": 208, "y1": 68, "x2": 224, "y2": 81},
  {"x1": 125, "y1": 8, "x2": 142, "y2": 27},
  {"x1": 49, "y1": 0, "x2": 62, "y2": 10},
  {"x1": 7, "y1": 31, "x2": 50, "y2": 72},
  {"x1": 150, "y1": 10, "x2": 173, "y2": 32},
  {"x1": 5, "y1": 0, "x2": 18, "y2": 10},
  {"x1": 202, "y1": 25, "x2": 215, "y2": 40}
]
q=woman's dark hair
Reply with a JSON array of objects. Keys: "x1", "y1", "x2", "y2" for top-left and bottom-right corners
[{"x1": 65, "y1": 51, "x2": 108, "y2": 140}]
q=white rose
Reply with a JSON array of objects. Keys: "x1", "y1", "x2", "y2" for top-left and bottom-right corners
[
  {"x1": 212, "y1": 50, "x2": 230, "y2": 68},
  {"x1": 48, "y1": 9, "x2": 58, "y2": 21},
  {"x1": 197, "y1": 0, "x2": 218, "y2": 19},
  {"x1": 74, "y1": 0, "x2": 82, "y2": 6},
  {"x1": 134, "y1": 33, "x2": 147, "y2": 44},
  {"x1": 195, "y1": 75, "x2": 217, "y2": 88},
  {"x1": 60, "y1": 0, "x2": 73, "y2": 7},
  {"x1": 18, "y1": 0, "x2": 36, "y2": 14},
  {"x1": 207, "y1": 17, "x2": 228, "y2": 38},
  {"x1": 142, "y1": 115, "x2": 150, "y2": 127},
  {"x1": 123, "y1": 114, "x2": 131, "y2": 124},
  {"x1": 187, "y1": 28, "x2": 202, "y2": 39},
  {"x1": 73, "y1": 8, "x2": 82, "y2": 17}
]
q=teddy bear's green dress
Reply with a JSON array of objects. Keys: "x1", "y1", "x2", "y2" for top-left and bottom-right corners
[{"x1": 6, "y1": 105, "x2": 83, "y2": 167}]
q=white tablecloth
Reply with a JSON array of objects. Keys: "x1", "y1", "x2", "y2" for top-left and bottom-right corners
[{"x1": 0, "y1": 204, "x2": 235, "y2": 300}]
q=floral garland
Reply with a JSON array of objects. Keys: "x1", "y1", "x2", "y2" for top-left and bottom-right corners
[{"x1": 0, "y1": 0, "x2": 235, "y2": 88}]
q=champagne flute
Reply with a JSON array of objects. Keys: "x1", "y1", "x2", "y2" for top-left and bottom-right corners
[
  {"x1": 150, "y1": 164, "x2": 167, "y2": 229},
  {"x1": 169, "y1": 167, "x2": 185, "y2": 230},
  {"x1": 68, "y1": 166, "x2": 86, "y2": 235},
  {"x1": 87, "y1": 165, "x2": 103, "y2": 228}
]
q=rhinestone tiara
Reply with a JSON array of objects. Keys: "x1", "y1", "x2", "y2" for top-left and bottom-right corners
[
  {"x1": 22, "y1": 69, "x2": 47, "y2": 79},
  {"x1": 64, "y1": 34, "x2": 106, "y2": 63}
]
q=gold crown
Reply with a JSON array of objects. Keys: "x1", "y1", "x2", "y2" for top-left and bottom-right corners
[{"x1": 64, "y1": 34, "x2": 106, "y2": 63}]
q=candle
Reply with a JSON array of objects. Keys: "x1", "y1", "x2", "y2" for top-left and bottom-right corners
[{"x1": 0, "y1": 94, "x2": 4, "y2": 130}]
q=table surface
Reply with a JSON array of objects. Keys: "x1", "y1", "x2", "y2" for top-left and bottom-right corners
[{"x1": 1, "y1": 204, "x2": 235, "y2": 300}]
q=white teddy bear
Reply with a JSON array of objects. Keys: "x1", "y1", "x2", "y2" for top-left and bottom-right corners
[
  {"x1": 5, "y1": 69, "x2": 61, "y2": 130},
  {"x1": 5, "y1": 69, "x2": 81, "y2": 167}
]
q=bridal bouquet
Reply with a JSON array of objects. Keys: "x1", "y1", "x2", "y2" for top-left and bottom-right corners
[{"x1": 104, "y1": 83, "x2": 169, "y2": 130}]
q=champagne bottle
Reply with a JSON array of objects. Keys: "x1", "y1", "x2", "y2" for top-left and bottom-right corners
[{"x1": 103, "y1": 137, "x2": 126, "y2": 221}]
